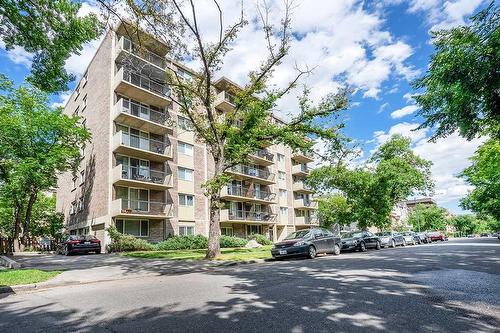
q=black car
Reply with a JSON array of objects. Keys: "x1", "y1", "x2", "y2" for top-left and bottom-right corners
[
  {"x1": 341, "y1": 231, "x2": 381, "y2": 252},
  {"x1": 271, "y1": 228, "x2": 341, "y2": 259},
  {"x1": 58, "y1": 235, "x2": 101, "y2": 255}
]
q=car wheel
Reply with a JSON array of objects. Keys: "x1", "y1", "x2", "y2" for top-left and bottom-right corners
[
  {"x1": 375, "y1": 241, "x2": 381, "y2": 250},
  {"x1": 402, "y1": 239, "x2": 406, "y2": 247},
  {"x1": 333, "y1": 244, "x2": 341, "y2": 256},
  {"x1": 391, "y1": 239, "x2": 396, "y2": 248},
  {"x1": 359, "y1": 242, "x2": 367, "y2": 252},
  {"x1": 307, "y1": 245, "x2": 316, "y2": 259}
]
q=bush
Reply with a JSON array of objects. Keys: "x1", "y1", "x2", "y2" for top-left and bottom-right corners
[
  {"x1": 106, "y1": 226, "x2": 154, "y2": 252},
  {"x1": 155, "y1": 235, "x2": 208, "y2": 250},
  {"x1": 248, "y1": 233, "x2": 273, "y2": 245},
  {"x1": 220, "y1": 235, "x2": 248, "y2": 248}
]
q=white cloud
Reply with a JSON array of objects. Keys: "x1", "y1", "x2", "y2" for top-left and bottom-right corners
[
  {"x1": 0, "y1": 40, "x2": 33, "y2": 67},
  {"x1": 390, "y1": 105, "x2": 419, "y2": 119},
  {"x1": 64, "y1": 38, "x2": 103, "y2": 77},
  {"x1": 378, "y1": 102, "x2": 389, "y2": 113},
  {"x1": 52, "y1": 91, "x2": 72, "y2": 108},
  {"x1": 373, "y1": 122, "x2": 429, "y2": 146},
  {"x1": 403, "y1": 92, "x2": 414, "y2": 103}
]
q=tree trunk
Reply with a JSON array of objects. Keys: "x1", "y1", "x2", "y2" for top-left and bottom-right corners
[
  {"x1": 206, "y1": 158, "x2": 224, "y2": 259},
  {"x1": 13, "y1": 203, "x2": 23, "y2": 253},
  {"x1": 22, "y1": 190, "x2": 37, "y2": 246}
]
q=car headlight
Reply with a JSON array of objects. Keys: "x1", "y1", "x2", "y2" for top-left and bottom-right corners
[{"x1": 293, "y1": 240, "x2": 305, "y2": 246}]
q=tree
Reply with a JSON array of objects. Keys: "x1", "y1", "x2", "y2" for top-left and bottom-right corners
[
  {"x1": 308, "y1": 135, "x2": 433, "y2": 230},
  {"x1": 412, "y1": 3, "x2": 500, "y2": 141},
  {"x1": 316, "y1": 194, "x2": 352, "y2": 228},
  {"x1": 460, "y1": 138, "x2": 500, "y2": 221},
  {"x1": 0, "y1": 0, "x2": 102, "y2": 92},
  {"x1": 0, "y1": 75, "x2": 91, "y2": 251},
  {"x1": 407, "y1": 204, "x2": 448, "y2": 232},
  {"x1": 99, "y1": 1, "x2": 349, "y2": 258},
  {"x1": 450, "y1": 214, "x2": 477, "y2": 236},
  {"x1": 29, "y1": 193, "x2": 64, "y2": 241}
]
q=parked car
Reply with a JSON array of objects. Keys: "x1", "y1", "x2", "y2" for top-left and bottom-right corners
[
  {"x1": 428, "y1": 231, "x2": 447, "y2": 242},
  {"x1": 415, "y1": 232, "x2": 431, "y2": 244},
  {"x1": 480, "y1": 233, "x2": 489, "y2": 237},
  {"x1": 375, "y1": 231, "x2": 405, "y2": 248},
  {"x1": 58, "y1": 235, "x2": 101, "y2": 255},
  {"x1": 271, "y1": 228, "x2": 341, "y2": 259},
  {"x1": 341, "y1": 231, "x2": 381, "y2": 252},
  {"x1": 401, "y1": 231, "x2": 418, "y2": 245}
]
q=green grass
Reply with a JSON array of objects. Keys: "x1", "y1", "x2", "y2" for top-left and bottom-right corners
[
  {"x1": 124, "y1": 246, "x2": 273, "y2": 261},
  {"x1": 0, "y1": 269, "x2": 61, "y2": 287}
]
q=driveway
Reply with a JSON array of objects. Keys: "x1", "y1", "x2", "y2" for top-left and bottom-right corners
[{"x1": 1, "y1": 238, "x2": 499, "y2": 332}]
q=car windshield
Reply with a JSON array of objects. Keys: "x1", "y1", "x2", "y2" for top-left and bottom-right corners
[
  {"x1": 284, "y1": 230, "x2": 310, "y2": 240},
  {"x1": 342, "y1": 231, "x2": 363, "y2": 238},
  {"x1": 376, "y1": 232, "x2": 391, "y2": 236}
]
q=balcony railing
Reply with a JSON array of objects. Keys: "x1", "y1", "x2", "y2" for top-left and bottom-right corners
[
  {"x1": 120, "y1": 68, "x2": 170, "y2": 97},
  {"x1": 118, "y1": 199, "x2": 170, "y2": 215},
  {"x1": 294, "y1": 197, "x2": 318, "y2": 209},
  {"x1": 225, "y1": 185, "x2": 275, "y2": 201},
  {"x1": 230, "y1": 164, "x2": 275, "y2": 181},
  {"x1": 119, "y1": 131, "x2": 171, "y2": 155},
  {"x1": 292, "y1": 163, "x2": 310, "y2": 175},
  {"x1": 293, "y1": 180, "x2": 314, "y2": 192},
  {"x1": 117, "y1": 99, "x2": 173, "y2": 127},
  {"x1": 251, "y1": 149, "x2": 274, "y2": 162},
  {"x1": 120, "y1": 165, "x2": 171, "y2": 185},
  {"x1": 296, "y1": 215, "x2": 319, "y2": 225},
  {"x1": 118, "y1": 36, "x2": 166, "y2": 69},
  {"x1": 228, "y1": 209, "x2": 275, "y2": 222}
]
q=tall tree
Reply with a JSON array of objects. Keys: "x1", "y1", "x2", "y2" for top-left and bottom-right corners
[
  {"x1": 0, "y1": 0, "x2": 102, "y2": 92},
  {"x1": 450, "y1": 214, "x2": 477, "y2": 236},
  {"x1": 0, "y1": 75, "x2": 90, "y2": 251},
  {"x1": 407, "y1": 204, "x2": 449, "y2": 232},
  {"x1": 308, "y1": 135, "x2": 433, "y2": 230},
  {"x1": 99, "y1": 0, "x2": 349, "y2": 258},
  {"x1": 460, "y1": 138, "x2": 500, "y2": 221},
  {"x1": 316, "y1": 194, "x2": 352, "y2": 228},
  {"x1": 412, "y1": 3, "x2": 500, "y2": 141}
]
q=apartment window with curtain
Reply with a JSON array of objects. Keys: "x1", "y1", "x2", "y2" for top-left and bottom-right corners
[
  {"x1": 179, "y1": 223, "x2": 195, "y2": 235},
  {"x1": 179, "y1": 194, "x2": 194, "y2": 206},
  {"x1": 115, "y1": 219, "x2": 149, "y2": 237},
  {"x1": 177, "y1": 141, "x2": 193, "y2": 156},
  {"x1": 178, "y1": 116, "x2": 193, "y2": 131},
  {"x1": 278, "y1": 171, "x2": 286, "y2": 180},
  {"x1": 279, "y1": 189, "x2": 287, "y2": 199},
  {"x1": 277, "y1": 153, "x2": 285, "y2": 163},
  {"x1": 178, "y1": 167, "x2": 193, "y2": 181}
]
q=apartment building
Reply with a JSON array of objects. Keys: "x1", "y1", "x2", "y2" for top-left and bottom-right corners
[{"x1": 56, "y1": 23, "x2": 318, "y2": 250}]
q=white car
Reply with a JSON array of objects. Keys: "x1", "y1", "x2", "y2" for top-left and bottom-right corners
[{"x1": 401, "y1": 232, "x2": 417, "y2": 245}]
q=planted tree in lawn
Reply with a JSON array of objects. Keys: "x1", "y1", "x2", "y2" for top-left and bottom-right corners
[
  {"x1": 0, "y1": 75, "x2": 90, "y2": 251},
  {"x1": 0, "y1": 0, "x2": 102, "y2": 93},
  {"x1": 99, "y1": 0, "x2": 349, "y2": 258}
]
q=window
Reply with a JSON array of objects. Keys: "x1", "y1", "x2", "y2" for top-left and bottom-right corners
[
  {"x1": 278, "y1": 171, "x2": 286, "y2": 180},
  {"x1": 178, "y1": 116, "x2": 193, "y2": 131},
  {"x1": 74, "y1": 106, "x2": 80, "y2": 117},
  {"x1": 72, "y1": 177, "x2": 77, "y2": 190},
  {"x1": 221, "y1": 227, "x2": 233, "y2": 236},
  {"x1": 177, "y1": 141, "x2": 193, "y2": 156},
  {"x1": 75, "y1": 83, "x2": 81, "y2": 100},
  {"x1": 277, "y1": 153, "x2": 285, "y2": 163},
  {"x1": 81, "y1": 118, "x2": 87, "y2": 128},
  {"x1": 279, "y1": 189, "x2": 287, "y2": 199},
  {"x1": 80, "y1": 170, "x2": 85, "y2": 185},
  {"x1": 80, "y1": 146, "x2": 85, "y2": 159},
  {"x1": 246, "y1": 225, "x2": 262, "y2": 235},
  {"x1": 179, "y1": 223, "x2": 195, "y2": 235},
  {"x1": 82, "y1": 70, "x2": 88, "y2": 87},
  {"x1": 77, "y1": 197, "x2": 84, "y2": 212},
  {"x1": 115, "y1": 219, "x2": 149, "y2": 237},
  {"x1": 280, "y1": 207, "x2": 288, "y2": 216},
  {"x1": 70, "y1": 201, "x2": 76, "y2": 215},
  {"x1": 82, "y1": 94, "x2": 88, "y2": 111},
  {"x1": 179, "y1": 194, "x2": 194, "y2": 206},
  {"x1": 178, "y1": 167, "x2": 193, "y2": 181}
]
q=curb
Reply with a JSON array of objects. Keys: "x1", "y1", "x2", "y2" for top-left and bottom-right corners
[{"x1": 0, "y1": 255, "x2": 22, "y2": 269}]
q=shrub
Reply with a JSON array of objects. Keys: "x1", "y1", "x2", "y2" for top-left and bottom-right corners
[
  {"x1": 155, "y1": 235, "x2": 208, "y2": 250},
  {"x1": 220, "y1": 235, "x2": 248, "y2": 248},
  {"x1": 106, "y1": 226, "x2": 154, "y2": 252},
  {"x1": 248, "y1": 233, "x2": 273, "y2": 245}
]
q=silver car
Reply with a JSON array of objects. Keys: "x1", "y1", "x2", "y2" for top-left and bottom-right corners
[{"x1": 401, "y1": 232, "x2": 417, "y2": 245}]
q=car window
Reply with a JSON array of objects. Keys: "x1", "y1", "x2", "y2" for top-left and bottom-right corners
[
  {"x1": 284, "y1": 230, "x2": 310, "y2": 240},
  {"x1": 313, "y1": 229, "x2": 323, "y2": 238},
  {"x1": 322, "y1": 229, "x2": 334, "y2": 236}
]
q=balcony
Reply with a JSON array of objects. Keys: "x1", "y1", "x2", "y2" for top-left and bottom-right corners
[
  {"x1": 116, "y1": 36, "x2": 166, "y2": 70},
  {"x1": 215, "y1": 91, "x2": 236, "y2": 112},
  {"x1": 114, "y1": 67, "x2": 170, "y2": 108},
  {"x1": 112, "y1": 165, "x2": 173, "y2": 191},
  {"x1": 111, "y1": 198, "x2": 173, "y2": 219},
  {"x1": 295, "y1": 215, "x2": 319, "y2": 226},
  {"x1": 292, "y1": 164, "x2": 310, "y2": 177},
  {"x1": 220, "y1": 209, "x2": 276, "y2": 223},
  {"x1": 292, "y1": 150, "x2": 315, "y2": 163},
  {"x1": 113, "y1": 131, "x2": 172, "y2": 162},
  {"x1": 293, "y1": 180, "x2": 314, "y2": 194},
  {"x1": 221, "y1": 186, "x2": 276, "y2": 204},
  {"x1": 228, "y1": 164, "x2": 275, "y2": 185},
  {"x1": 294, "y1": 198, "x2": 318, "y2": 210},
  {"x1": 249, "y1": 149, "x2": 274, "y2": 166},
  {"x1": 113, "y1": 100, "x2": 173, "y2": 135}
]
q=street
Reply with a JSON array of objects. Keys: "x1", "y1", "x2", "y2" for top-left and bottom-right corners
[{"x1": 1, "y1": 238, "x2": 499, "y2": 333}]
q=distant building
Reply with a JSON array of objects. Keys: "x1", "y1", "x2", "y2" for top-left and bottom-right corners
[{"x1": 405, "y1": 197, "x2": 436, "y2": 211}]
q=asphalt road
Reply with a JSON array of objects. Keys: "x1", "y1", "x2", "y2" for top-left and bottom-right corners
[{"x1": 1, "y1": 238, "x2": 499, "y2": 333}]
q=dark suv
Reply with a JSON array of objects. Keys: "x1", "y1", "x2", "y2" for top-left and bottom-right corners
[
  {"x1": 341, "y1": 231, "x2": 381, "y2": 252},
  {"x1": 271, "y1": 228, "x2": 341, "y2": 259},
  {"x1": 58, "y1": 235, "x2": 101, "y2": 255}
]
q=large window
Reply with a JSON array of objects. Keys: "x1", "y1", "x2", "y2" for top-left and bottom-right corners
[
  {"x1": 279, "y1": 189, "x2": 287, "y2": 199},
  {"x1": 177, "y1": 141, "x2": 193, "y2": 156},
  {"x1": 221, "y1": 227, "x2": 233, "y2": 236},
  {"x1": 179, "y1": 223, "x2": 195, "y2": 235},
  {"x1": 115, "y1": 219, "x2": 149, "y2": 237},
  {"x1": 178, "y1": 167, "x2": 193, "y2": 181},
  {"x1": 178, "y1": 116, "x2": 193, "y2": 131},
  {"x1": 277, "y1": 153, "x2": 285, "y2": 163},
  {"x1": 179, "y1": 194, "x2": 194, "y2": 206},
  {"x1": 246, "y1": 225, "x2": 262, "y2": 235},
  {"x1": 278, "y1": 171, "x2": 286, "y2": 180}
]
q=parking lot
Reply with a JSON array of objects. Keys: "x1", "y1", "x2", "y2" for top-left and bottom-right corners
[{"x1": 1, "y1": 237, "x2": 499, "y2": 332}]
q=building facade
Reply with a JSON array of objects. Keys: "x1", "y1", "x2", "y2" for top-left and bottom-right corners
[{"x1": 56, "y1": 24, "x2": 318, "y2": 250}]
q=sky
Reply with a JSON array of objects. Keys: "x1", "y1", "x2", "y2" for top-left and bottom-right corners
[{"x1": 0, "y1": 0, "x2": 490, "y2": 214}]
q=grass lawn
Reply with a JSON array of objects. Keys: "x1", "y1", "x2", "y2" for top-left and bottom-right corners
[
  {"x1": 0, "y1": 269, "x2": 62, "y2": 287},
  {"x1": 124, "y1": 246, "x2": 273, "y2": 261}
]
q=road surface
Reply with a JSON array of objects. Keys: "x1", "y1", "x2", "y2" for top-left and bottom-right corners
[{"x1": 1, "y1": 238, "x2": 499, "y2": 332}]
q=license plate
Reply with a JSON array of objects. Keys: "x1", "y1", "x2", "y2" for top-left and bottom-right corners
[
  {"x1": 279, "y1": 250, "x2": 287, "y2": 255},
  {"x1": 84, "y1": 241, "x2": 90, "y2": 244}
]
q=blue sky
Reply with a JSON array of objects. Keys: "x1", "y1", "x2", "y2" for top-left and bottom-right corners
[{"x1": 0, "y1": 0, "x2": 490, "y2": 214}]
